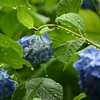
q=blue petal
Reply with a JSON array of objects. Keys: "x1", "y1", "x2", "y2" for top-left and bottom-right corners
[{"x1": 42, "y1": 33, "x2": 52, "y2": 44}]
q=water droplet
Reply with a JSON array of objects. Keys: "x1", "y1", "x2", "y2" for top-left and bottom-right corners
[
  {"x1": 84, "y1": 33, "x2": 88, "y2": 37},
  {"x1": 28, "y1": 8, "x2": 30, "y2": 10},
  {"x1": 72, "y1": 34, "x2": 74, "y2": 36},
  {"x1": 31, "y1": 67, "x2": 34, "y2": 71},
  {"x1": 46, "y1": 74, "x2": 48, "y2": 77},
  {"x1": 47, "y1": 97, "x2": 49, "y2": 99},
  {"x1": 54, "y1": 94, "x2": 57, "y2": 97},
  {"x1": 13, "y1": 6, "x2": 17, "y2": 9}
]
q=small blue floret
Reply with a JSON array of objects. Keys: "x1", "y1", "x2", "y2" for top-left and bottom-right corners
[{"x1": 0, "y1": 70, "x2": 16, "y2": 100}]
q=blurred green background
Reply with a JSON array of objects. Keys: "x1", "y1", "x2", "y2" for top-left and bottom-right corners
[{"x1": 0, "y1": 0, "x2": 100, "y2": 100}]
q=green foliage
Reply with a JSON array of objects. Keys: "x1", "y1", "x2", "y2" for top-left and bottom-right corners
[
  {"x1": 48, "y1": 31, "x2": 65, "y2": 48},
  {"x1": 40, "y1": 27, "x2": 52, "y2": 34},
  {"x1": 31, "y1": 13, "x2": 50, "y2": 25},
  {"x1": 1, "y1": 64, "x2": 16, "y2": 75},
  {"x1": 0, "y1": 11, "x2": 27, "y2": 37},
  {"x1": 56, "y1": 0, "x2": 83, "y2": 17},
  {"x1": 97, "y1": 0, "x2": 100, "y2": 2},
  {"x1": 12, "y1": 83, "x2": 26, "y2": 100},
  {"x1": 0, "y1": 0, "x2": 100, "y2": 100},
  {"x1": 73, "y1": 93, "x2": 86, "y2": 100},
  {"x1": 0, "y1": 34, "x2": 22, "y2": 56},
  {"x1": 44, "y1": 0, "x2": 58, "y2": 9},
  {"x1": 33, "y1": 98, "x2": 42, "y2": 100},
  {"x1": 17, "y1": 8, "x2": 34, "y2": 29},
  {"x1": 56, "y1": 13, "x2": 85, "y2": 32},
  {"x1": 12, "y1": 78, "x2": 63, "y2": 100},
  {"x1": 79, "y1": 9, "x2": 100, "y2": 40},
  {"x1": 53, "y1": 38, "x2": 85, "y2": 66},
  {"x1": 0, "y1": 0, "x2": 29, "y2": 7},
  {"x1": 0, "y1": 34, "x2": 32, "y2": 69},
  {"x1": 0, "y1": 46, "x2": 32, "y2": 69}
]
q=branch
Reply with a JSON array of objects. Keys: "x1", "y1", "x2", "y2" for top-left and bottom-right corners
[
  {"x1": 58, "y1": 25, "x2": 100, "y2": 49},
  {"x1": 34, "y1": 23, "x2": 100, "y2": 49}
]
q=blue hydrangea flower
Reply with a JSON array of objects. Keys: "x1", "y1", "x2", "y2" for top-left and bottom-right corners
[
  {"x1": 73, "y1": 47, "x2": 100, "y2": 100},
  {"x1": 0, "y1": 70, "x2": 16, "y2": 100},
  {"x1": 81, "y1": 0, "x2": 98, "y2": 11},
  {"x1": 17, "y1": 33, "x2": 53, "y2": 67}
]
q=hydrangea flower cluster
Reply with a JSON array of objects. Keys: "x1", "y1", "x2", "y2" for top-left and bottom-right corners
[
  {"x1": 73, "y1": 47, "x2": 100, "y2": 100},
  {"x1": 0, "y1": 70, "x2": 16, "y2": 100},
  {"x1": 17, "y1": 33, "x2": 53, "y2": 67},
  {"x1": 81, "y1": 0, "x2": 98, "y2": 11}
]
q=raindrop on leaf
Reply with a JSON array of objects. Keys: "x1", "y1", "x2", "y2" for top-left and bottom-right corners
[
  {"x1": 46, "y1": 74, "x2": 48, "y2": 77},
  {"x1": 28, "y1": 8, "x2": 30, "y2": 10},
  {"x1": 13, "y1": 6, "x2": 17, "y2": 9}
]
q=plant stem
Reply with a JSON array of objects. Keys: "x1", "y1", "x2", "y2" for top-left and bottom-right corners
[
  {"x1": 37, "y1": 24, "x2": 57, "y2": 30},
  {"x1": 58, "y1": 25, "x2": 100, "y2": 49},
  {"x1": 36, "y1": 23, "x2": 100, "y2": 49},
  {"x1": 15, "y1": 72, "x2": 21, "y2": 84},
  {"x1": 86, "y1": 38, "x2": 100, "y2": 49}
]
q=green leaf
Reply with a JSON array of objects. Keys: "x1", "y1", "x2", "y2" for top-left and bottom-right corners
[
  {"x1": 31, "y1": 12, "x2": 50, "y2": 24},
  {"x1": 0, "y1": 33, "x2": 22, "y2": 56},
  {"x1": 56, "y1": 0, "x2": 82, "y2": 17},
  {"x1": 0, "y1": 0, "x2": 29, "y2": 7},
  {"x1": 48, "y1": 31, "x2": 65, "y2": 48},
  {"x1": 0, "y1": 47, "x2": 32, "y2": 69},
  {"x1": 17, "y1": 8, "x2": 34, "y2": 29},
  {"x1": 79, "y1": 9, "x2": 100, "y2": 42},
  {"x1": 44, "y1": 0, "x2": 58, "y2": 8},
  {"x1": 1, "y1": 64, "x2": 16, "y2": 76},
  {"x1": 12, "y1": 83, "x2": 26, "y2": 100},
  {"x1": 0, "y1": 11, "x2": 27, "y2": 38},
  {"x1": 56, "y1": 13, "x2": 85, "y2": 32},
  {"x1": 12, "y1": 78, "x2": 63, "y2": 100},
  {"x1": 23, "y1": 80, "x2": 43, "y2": 100},
  {"x1": 0, "y1": 34, "x2": 32, "y2": 69},
  {"x1": 40, "y1": 27, "x2": 52, "y2": 34},
  {"x1": 73, "y1": 93, "x2": 86, "y2": 100},
  {"x1": 33, "y1": 98, "x2": 42, "y2": 100},
  {"x1": 53, "y1": 38, "x2": 85, "y2": 65},
  {"x1": 97, "y1": 0, "x2": 100, "y2": 2}
]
